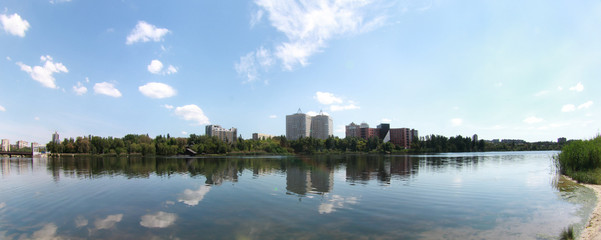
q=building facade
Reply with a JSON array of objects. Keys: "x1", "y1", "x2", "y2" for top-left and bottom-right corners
[
  {"x1": 345, "y1": 122, "x2": 418, "y2": 149},
  {"x1": 252, "y1": 133, "x2": 274, "y2": 141},
  {"x1": 1, "y1": 139, "x2": 9, "y2": 151},
  {"x1": 286, "y1": 110, "x2": 312, "y2": 140},
  {"x1": 16, "y1": 140, "x2": 28, "y2": 149},
  {"x1": 286, "y1": 110, "x2": 333, "y2": 140},
  {"x1": 206, "y1": 125, "x2": 238, "y2": 143},
  {"x1": 310, "y1": 113, "x2": 333, "y2": 140},
  {"x1": 52, "y1": 131, "x2": 61, "y2": 144}
]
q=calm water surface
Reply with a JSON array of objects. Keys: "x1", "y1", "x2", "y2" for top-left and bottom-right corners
[{"x1": 0, "y1": 151, "x2": 595, "y2": 239}]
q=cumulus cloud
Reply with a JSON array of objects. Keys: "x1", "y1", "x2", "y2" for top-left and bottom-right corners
[
  {"x1": 314, "y1": 91, "x2": 343, "y2": 105},
  {"x1": 174, "y1": 105, "x2": 210, "y2": 125},
  {"x1": 73, "y1": 82, "x2": 87, "y2": 95},
  {"x1": 0, "y1": 13, "x2": 30, "y2": 37},
  {"x1": 140, "y1": 211, "x2": 177, "y2": 228},
  {"x1": 17, "y1": 55, "x2": 68, "y2": 89},
  {"x1": 0, "y1": 105, "x2": 5, "y2": 112},
  {"x1": 450, "y1": 118, "x2": 463, "y2": 127},
  {"x1": 250, "y1": 9, "x2": 264, "y2": 28},
  {"x1": 523, "y1": 116, "x2": 543, "y2": 124},
  {"x1": 126, "y1": 21, "x2": 169, "y2": 45},
  {"x1": 269, "y1": 115, "x2": 277, "y2": 119},
  {"x1": 318, "y1": 195, "x2": 358, "y2": 214},
  {"x1": 147, "y1": 60, "x2": 163, "y2": 74},
  {"x1": 163, "y1": 104, "x2": 174, "y2": 109},
  {"x1": 139, "y1": 82, "x2": 176, "y2": 99},
  {"x1": 381, "y1": 118, "x2": 392, "y2": 123},
  {"x1": 94, "y1": 82, "x2": 122, "y2": 98},
  {"x1": 569, "y1": 82, "x2": 584, "y2": 92},
  {"x1": 178, "y1": 185, "x2": 211, "y2": 206},
  {"x1": 94, "y1": 214, "x2": 123, "y2": 230}
]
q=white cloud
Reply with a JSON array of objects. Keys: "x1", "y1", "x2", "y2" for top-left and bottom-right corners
[
  {"x1": 75, "y1": 215, "x2": 88, "y2": 228},
  {"x1": 73, "y1": 81, "x2": 87, "y2": 95},
  {"x1": 523, "y1": 116, "x2": 543, "y2": 124},
  {"x1": 166, "y1": 65, "x2": 178, "y2": 74},
  {"x1": 178, "y1": 185, "x2": 211, "y2": 206},
  {"x1": 534, "y1": 90, "x2": 549, "y2": 97},
  {"x1": 85, "y1": 77, "x2": 90, "y2": 83},
  {"x1": 163, "y1": 104, "x2": 174, "y2": 109},
  {"x1": 50, "y1": 0, "x2": 72, "y2": 3},
  {"x1": 318, "y1": 195, "x2": 358, "y2": 214},
  {"x1": 381, "y1": 118, "x2": 392, "y2": 123},
  {"x1": 250, "y1": 9, "x2": 264, "y2": 28},
  {"x1": 139, "y1": 82, "x2": 177, "y2": 99},
  {"x1": 181, "y1": 131, "x2": 188, "y2": 135},
  {"x1": 561, "y1": 104, "x2": 576, "y2": 112},
  {"x1": 94, "y1": 82, "x2": 122, "y2": 98},
  {"x1": 140, "y1": 211, "x2": 177, "y2": 228},
  {"x1": 569, "y1": 82, "x2": 584, "y2": 92},
  {"x1": 314, "y1": 91, "x2": 343, "y2": 105},
  {"x1": 450, "y1": 118, "x2": 463, "y2": 127},
  {"x1": 236, "y1": 47, "x2": 274, "y2": 83},
  {"x1": 0, "y1": 105, "x2": 5, "y2": 112},
  {"x1": 17, "y1": 55, "x2": 68, "y2": 89},
  {"x1": 330, "y1": 104, "x2": 359, "y2": 111},
  {"x1": 34, "y1": 116, "x2": 40, "y2": 121},
  {"x1": 578, "y1": 101, "x2": 593, "y2": 109},
  {"x1": 269, "y1": 115, "x2": 277, "y2": 119},
  {"x1": 306, "y1": 110, "x2": 329, "y2": 116},
  {"x1": 0, "y1": 13, "x2": 30, "y2": 37},
  {"x1": 6, "y1": 56, "x2": 11, "y2": 61},
  {"x1": 126, "y1": 21, "x2": 169, "y2": 45},
  {"x1": 255, "y1": 0, "x2": 385, "y2": 70},
  {"x1": 174, "y1": 104, "x2": 210, "y2": 125},
  {"x1": 147, "y1": 59, "x2": 163, "y2": 74},
  {"x1": 94, "y1": 214, "x2": 123, "y2": 230}
]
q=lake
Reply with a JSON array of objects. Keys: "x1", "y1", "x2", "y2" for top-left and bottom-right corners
[{"x1": 0, "y1": 151, "x2": 595, "y2": 239}]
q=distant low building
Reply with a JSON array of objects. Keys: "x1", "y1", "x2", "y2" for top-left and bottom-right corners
[
  {"x1": 252, "y1": 133, "x2": 274, "y2": 141},
  {"x1": 501, "y1": 139, "x2": 526, "y2": 144},
  {"x1": 206, "y1": 125, "x2": 238, "y2": 144},
  {"x1": 16, "y1": 140, "x2": 28, "y2": 149},
  {"x1": 345, "y1": 122, "x2": 418, "y2": 149},
  {"x1": 1, "y1": 139, "x2": 9, "y2": 151}
]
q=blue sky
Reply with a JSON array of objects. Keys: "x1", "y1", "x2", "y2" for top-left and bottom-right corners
[{"x1": 0, "y1": 0, "x2": 600, "y2": 144}]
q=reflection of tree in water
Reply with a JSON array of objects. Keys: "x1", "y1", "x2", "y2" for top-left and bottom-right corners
[{"x1": 345, "y1": 155, "x2": 418, "y2": 184}]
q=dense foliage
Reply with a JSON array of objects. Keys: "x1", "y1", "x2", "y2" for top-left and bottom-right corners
[
  {"x1": 46, "y1": 133, "x2": 564, "y2": 156},
  {"x1": 556, "y1": 136, "x2": 601, "y2": 184}
]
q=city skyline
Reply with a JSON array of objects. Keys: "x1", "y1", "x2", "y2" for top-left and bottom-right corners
[{"x1": 1, "y1": 1, "x2": 600, "y2": 144}]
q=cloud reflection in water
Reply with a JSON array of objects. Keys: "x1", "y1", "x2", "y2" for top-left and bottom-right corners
[
  {"x1": 178, "y1": 185, "x2": 211, "y2": 206},
  {"x1": 94, "y1": 214, "x2": 123, "y2": 230},
  {"x1": 140, "y1": 211, "x2": 177, "y2": 228},
  {"x1": 318, "y1": 195, "x2": 358, "y2": 214}
]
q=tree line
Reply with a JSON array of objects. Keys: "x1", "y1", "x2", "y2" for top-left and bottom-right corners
[{"x1": 46, "y1": 133, "x2": 563, "y2": 156}]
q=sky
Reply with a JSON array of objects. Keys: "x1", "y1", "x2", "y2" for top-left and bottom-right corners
[{"x1": 0, "y1": 0, "x2": 600, "y2": 144}]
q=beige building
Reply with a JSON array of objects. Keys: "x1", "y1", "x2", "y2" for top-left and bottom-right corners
[
  {"x1": 310, "y1": 113, "x2": 333, "y2": 140},
  {"x1": 16, "y1": 140, "x2": 28, "y2": 149},
  {"x1": 286, "y1": 109, "x2": 333, "y2": 140},
  {"x1": 206, "y1": 125, "x2": 238, "y2": 143},
  {"x1": 1, "y1": 139, "x2": 10, "y2": 151},
  {"x1": 252, "y1": 133, "x2": 274, "y2": 141}
]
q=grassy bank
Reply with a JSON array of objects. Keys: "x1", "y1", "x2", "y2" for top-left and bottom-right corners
[{"x1": 556, "y1": 136, "x2": 601, "y2": 184}]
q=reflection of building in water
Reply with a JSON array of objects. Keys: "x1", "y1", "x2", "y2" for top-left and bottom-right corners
[
  {"x1": 286, "y1": 164, "x2": 333, "y2": 195},
  {"x1": 0, "y1": 159, "x2": 10, "y2": 176},
  {"x1": 346, "y1": 157, "x2": 414, "y2": 183}
]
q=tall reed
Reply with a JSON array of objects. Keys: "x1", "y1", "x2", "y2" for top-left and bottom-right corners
[{"x1": 556, "y1": 136, "x2": 601, "y2": 184}]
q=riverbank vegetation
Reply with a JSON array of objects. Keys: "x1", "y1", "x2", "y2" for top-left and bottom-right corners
[
  {"x1": 45, "y1": 133, "x2": 564, "y2": 156},
  {"x1": 556, "y1": 136, "x2": 601, "y2": 184}
]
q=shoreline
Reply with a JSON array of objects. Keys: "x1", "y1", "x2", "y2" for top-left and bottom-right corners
[{"x1": 579, "y1": 181, "x2": 601, "y2": 240}]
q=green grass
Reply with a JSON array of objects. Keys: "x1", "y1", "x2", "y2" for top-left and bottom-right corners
[
  {"x1": 559, "y1": 225, "x2": 575, "y2": 240},
  {"x1": 556, "y1": 136, "x2": 601, "y2": 184}
]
